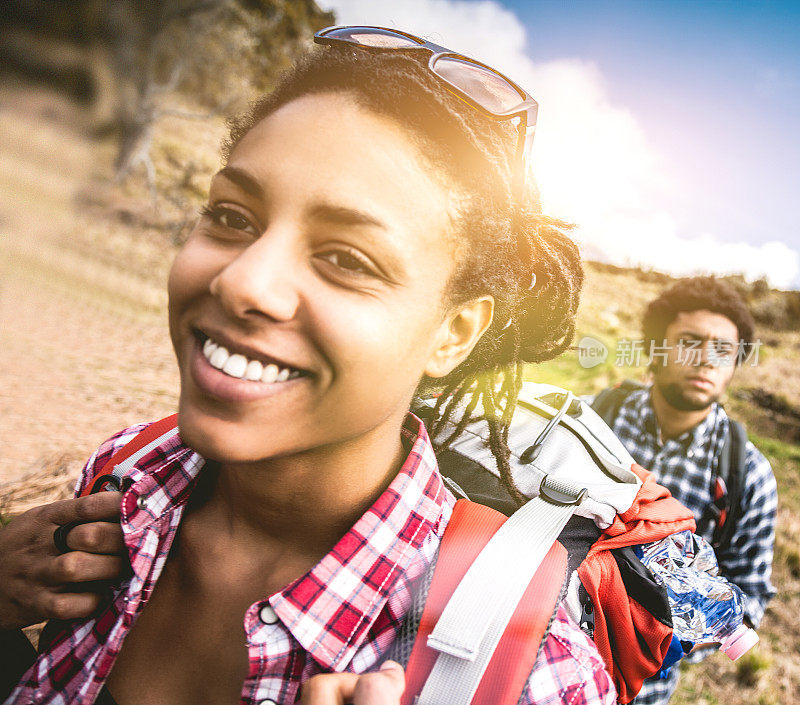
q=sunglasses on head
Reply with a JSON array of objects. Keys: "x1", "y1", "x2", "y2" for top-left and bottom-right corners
[{"x1": 314, "y1": 25, "x2": 539, "y2": 200}]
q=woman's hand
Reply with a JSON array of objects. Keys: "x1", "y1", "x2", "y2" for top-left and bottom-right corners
[
  {"x1": 300, "y1": 661, "x2": 405, "y2": 705},
  {"x1": 0, "y1": 492, "x2": 127, "y2": 630}
]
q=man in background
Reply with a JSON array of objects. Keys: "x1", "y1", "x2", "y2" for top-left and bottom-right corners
[{"x1": 593, "y1": 276, "x2": 777, "y2": 704}]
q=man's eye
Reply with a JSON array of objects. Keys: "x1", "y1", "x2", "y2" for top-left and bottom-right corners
[
  {"x1": 201, "y1": 204, "x2": 259, "y2": 235},
  {"x1": 316, "y1": 249, "x2": 376, "y2": 276}
]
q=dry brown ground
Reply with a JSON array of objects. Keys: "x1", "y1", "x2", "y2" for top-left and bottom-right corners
[
  {"x1": 0, "y1": 81, "x2": 797, "y2": 704},
  {"x1": 0, "y1": 81, "x2": 178, "y2": 506}
]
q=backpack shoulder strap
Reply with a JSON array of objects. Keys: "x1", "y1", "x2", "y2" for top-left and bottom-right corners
[
  {"x1": 713, "y1": 419, "x2": 748, "y2": 549},
  {"x1": 402, "y1": 500, "x2": 568, "y2": 705},
  {"x1": 78, "y1": 415, "x2": 180, "y2": 497},
  {"x1": 591, "y1": 379, "x2": 644, "y2": 427}
]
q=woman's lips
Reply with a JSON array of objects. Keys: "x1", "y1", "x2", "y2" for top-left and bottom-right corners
[{"x1": 189, "y1": 336, "x2": 307, "y2": 403}]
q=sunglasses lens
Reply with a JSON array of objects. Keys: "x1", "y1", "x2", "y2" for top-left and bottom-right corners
[
  {"x1": 323, "y1": 27, "x2": 423, "y2": 49},
  {"x1": 432, "y1": 56, "x2": 526, "y2": 114}
]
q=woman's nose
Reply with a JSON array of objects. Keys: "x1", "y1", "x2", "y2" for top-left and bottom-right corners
[{"x1": 209, "y1": 233, "x2": 301, "y2": 323}]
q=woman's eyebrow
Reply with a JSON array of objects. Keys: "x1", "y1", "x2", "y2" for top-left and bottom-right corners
[
  {"x1": 309, "y1": 201, "x2": 406, "y2": 279},
  {"x1": 214, "y1": 168, "x2": 387, "y2": 233},
  {"x1": 215, "y1": 165, "x2": 265, "y2": 199},
  {"x1": 308, "y1": 202, "x2": 387, "y2": 230}
]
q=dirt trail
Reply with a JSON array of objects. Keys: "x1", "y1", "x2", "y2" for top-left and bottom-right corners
[{"x1": 0, "y1": 85, "x2": 178, "y2": 492}]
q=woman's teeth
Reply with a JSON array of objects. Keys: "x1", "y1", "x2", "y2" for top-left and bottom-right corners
[{"x1": 202, "y1": 338, "x2": 300, "y2": 383}]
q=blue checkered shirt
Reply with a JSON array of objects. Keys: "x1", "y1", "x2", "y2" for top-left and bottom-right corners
[{"x1": 604, "y1": 387, "x2": 777, "y2": 705}]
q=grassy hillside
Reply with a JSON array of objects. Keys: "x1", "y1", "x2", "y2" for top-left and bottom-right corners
[{"x1": 0, "y1": 79, "x2": 797, "y2": 704}]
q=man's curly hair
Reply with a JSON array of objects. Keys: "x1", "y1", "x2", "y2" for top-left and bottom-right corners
[{"x1": 643, "y1": 276, "x2": 755, "y2": 360}]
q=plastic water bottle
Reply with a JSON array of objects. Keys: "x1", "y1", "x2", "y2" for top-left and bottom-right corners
[{"x1": 636, "y1": 530, "x2": 759, "y2": 661}]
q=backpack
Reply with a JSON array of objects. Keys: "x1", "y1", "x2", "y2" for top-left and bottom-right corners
[
  {"x1": 591, "y1": 380, "x2": 748, "y2": 550},
  {"x1": 411, "y1": 383, "x2": 696, "y2": 704},
  {"x1": 78, "y1": 386, "x2": 697, "y2": 704}
]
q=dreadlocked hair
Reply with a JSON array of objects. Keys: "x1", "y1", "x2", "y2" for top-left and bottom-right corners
[{"x1": 224, "y1": 46, "x2": 583, "y2": 508}]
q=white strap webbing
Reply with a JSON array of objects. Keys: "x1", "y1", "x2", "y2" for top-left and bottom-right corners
[
  {"x1": 416, "y1": 491, "x2": 580, "y2": 705},
  {"x1": 111, "y1": 427, "x2": 181, "y2": 481}
]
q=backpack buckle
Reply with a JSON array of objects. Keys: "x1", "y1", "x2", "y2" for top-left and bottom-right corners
[
  {"x1": 538, "y1": 475, "x2": 587, "y2": 506},
  {"x1": 88, "y1": 473, "x2": 121, "y2": 494},
  {"x1": 520, "y1": 391, "x2": 576, "y2": 464},
  {"x1": 536, "y1": 391, "x2": 583, "y2": 417}
]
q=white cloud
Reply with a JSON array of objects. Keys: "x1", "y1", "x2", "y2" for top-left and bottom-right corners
[
  {"x1": 318, "y1": 0, "x2": 526, "y2": 65},
  {"x1": 320, "y1": 0, "x2": 799, "y2": 288}
]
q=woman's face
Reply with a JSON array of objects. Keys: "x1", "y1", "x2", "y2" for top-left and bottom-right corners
[{"x1": 168, "y1": 92, "x2": 481, "y2": 463}]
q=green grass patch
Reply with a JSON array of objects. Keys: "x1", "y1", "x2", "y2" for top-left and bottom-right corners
[
  {"x1": 675, "y1": 680, "x2": 720, "y2": 705},
  {"x1": 774, "y1": 541, "x2": 800, "y2": 579},
  {"x1": 525, "y1": 332, "x2": 646, "y2": 396},
  {"x1": 735, "y1": 651, "x2": 771, "y2": 687},
  {"x1": 748, "y1": 433, "x2": 800, "y2": 513},
  {"x1": 748, "y1": 434, "x2": 800, "y2": 464}
]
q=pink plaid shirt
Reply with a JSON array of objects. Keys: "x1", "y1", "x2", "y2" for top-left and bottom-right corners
[{"x1": 8, "y1": 415, "x2": 615, "y2": 705}]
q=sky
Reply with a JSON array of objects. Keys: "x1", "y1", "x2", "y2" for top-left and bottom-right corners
[{"x1": 318, "y1": 0, "x2": 800, "y2": 288}]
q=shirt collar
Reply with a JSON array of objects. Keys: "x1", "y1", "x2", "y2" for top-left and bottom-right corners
[
  {"x1": 120, "y1": 436, "x2": 204, "y2": 535},
  {"x1": 270, "y1": 412, "x2": 448, "y2": 671},
  {"x1": 687, "y1": 401, "x2": 725, "y2": 451}
]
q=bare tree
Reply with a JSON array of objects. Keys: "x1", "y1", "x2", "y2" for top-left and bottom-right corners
[{"x1": 1, "y1": 0, "x2": 334, "y2": 182}]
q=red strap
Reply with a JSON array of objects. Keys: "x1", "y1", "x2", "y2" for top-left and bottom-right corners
[
  {"x1": 79, "y1": 415, "x2": 179, "y2": 497},
  {"x1": 713, "y1": 476, "x2": 729, "y2": 530},
  {"x1": 401, "y1": 499, "x2": 568, "y2": 705}
]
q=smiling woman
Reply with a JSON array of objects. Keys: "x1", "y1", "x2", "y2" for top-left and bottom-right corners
[
  {"x1": 7, "y1": 29, "x2": 612, "y2": 705},
  {"x1": 171, "y1": 92, "x2": 465, "y2": 468}
]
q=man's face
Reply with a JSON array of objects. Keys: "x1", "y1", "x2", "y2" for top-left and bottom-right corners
[{"x1": 652, "y1": 309, "x2": 739, "y2": 412}]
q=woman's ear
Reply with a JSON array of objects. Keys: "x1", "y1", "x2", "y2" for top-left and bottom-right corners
[{"x1": 425, "y1": 296, "x2": 494, "y2": 378}]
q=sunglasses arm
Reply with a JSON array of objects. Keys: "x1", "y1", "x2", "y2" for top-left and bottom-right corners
[{"x1": 511, "y1": 121, "x2": 536, "y2": 202}]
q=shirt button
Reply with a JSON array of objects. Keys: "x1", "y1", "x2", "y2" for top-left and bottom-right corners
[
  {"x1": 259, "y1": 700, "x2": 277, "y2": 705},
  {"x1": 259, "y1": 604, "x2": 278, "y2": 625},
  {"x1": 136, "y1": 496, "x2": 148, "y2": 510}
]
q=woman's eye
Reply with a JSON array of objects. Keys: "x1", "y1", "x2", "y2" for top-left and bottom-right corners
[
  {"x1": 201, "y1": 204, "x2": 259, "y2": 236},
  {"x1": 316, "y1": 249, "x2": 376, "y2": 276}
]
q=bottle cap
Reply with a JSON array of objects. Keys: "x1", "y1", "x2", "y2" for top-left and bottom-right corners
[{"x1": 719, "y1": 625, "x2": 759, "y2": 660}]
